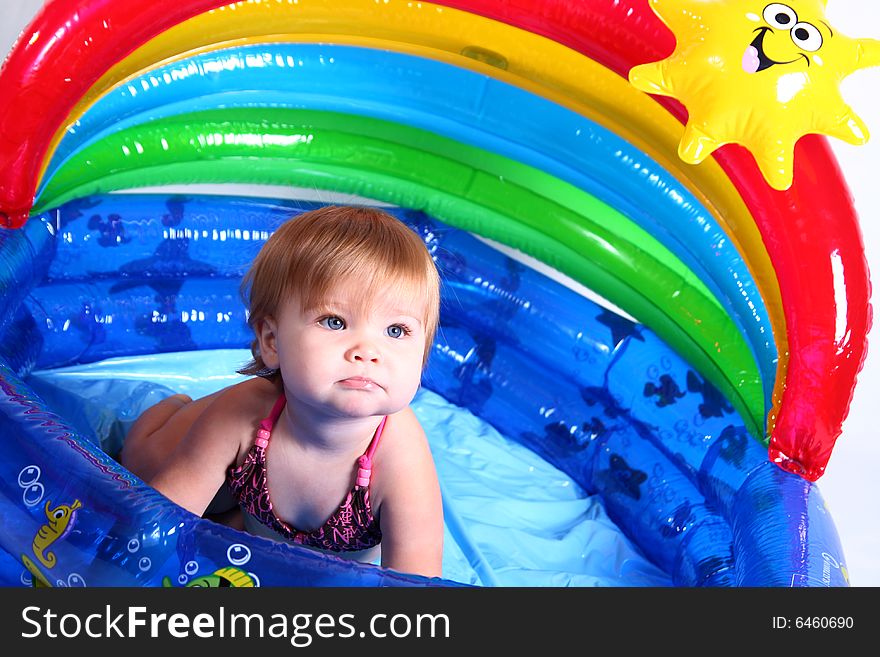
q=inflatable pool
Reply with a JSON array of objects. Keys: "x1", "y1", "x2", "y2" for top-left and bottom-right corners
[{"x1": 0, "y1": 0, "x2": 868, "y2": 586}]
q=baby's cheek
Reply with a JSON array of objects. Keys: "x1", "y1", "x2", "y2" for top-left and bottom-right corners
[{"x1": 408, "y1": 361, "x2": 423, "y2": 384}]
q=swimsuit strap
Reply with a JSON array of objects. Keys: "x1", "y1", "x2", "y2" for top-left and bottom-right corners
[
  {"x1": 254, "y1": 393, "x2": 287, "y2": 449},
  {"x1": 356, "y1": 415, "x2": 387, "y2": 488}
]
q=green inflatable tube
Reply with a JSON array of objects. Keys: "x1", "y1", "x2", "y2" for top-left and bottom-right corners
[{"x1": 36, "y1": 108, "x2": 764, "y2": 436}]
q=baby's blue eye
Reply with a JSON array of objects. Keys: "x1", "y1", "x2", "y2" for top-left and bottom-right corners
[
  {"x1": 386, "y1": 324, "x2": 408, "y2": 339},
  {"x1": 320, "y1": 316, "x2": 345, "y2": 330}
]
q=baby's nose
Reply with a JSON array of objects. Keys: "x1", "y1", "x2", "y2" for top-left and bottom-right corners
[{"x1": 345, "y1": 339, "x2": 380, "y2": 363}]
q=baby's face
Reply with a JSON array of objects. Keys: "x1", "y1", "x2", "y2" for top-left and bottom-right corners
[{"x1": 261, "y1": 281, "x2": 427, "y2": 420}]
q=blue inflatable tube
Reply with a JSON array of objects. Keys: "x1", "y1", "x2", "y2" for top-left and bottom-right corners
[
  {"x1": 0, "y1": 194, "x2": 846, "y2": 587},
  {"x1": 38, "y1": 43, "x2": 776, "y2": 416}
]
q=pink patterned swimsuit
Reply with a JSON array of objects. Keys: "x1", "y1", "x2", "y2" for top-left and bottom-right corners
[{"x1": 227, "y1": 394, "x2": 386, "y2": 552}]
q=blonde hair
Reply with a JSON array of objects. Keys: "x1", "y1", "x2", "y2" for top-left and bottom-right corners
[{"x1": 238, "y1": 205, "x2": 440, "y2": 376}]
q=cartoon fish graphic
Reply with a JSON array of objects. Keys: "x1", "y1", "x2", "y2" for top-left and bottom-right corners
[
  {"x1": 163, "y1": 566, "x2": 256, "y2": 588},
  {"x1": 32, "y1": 499, "x2": 82, "y2": 568}
]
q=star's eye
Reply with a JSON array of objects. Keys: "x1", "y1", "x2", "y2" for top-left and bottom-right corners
[
  {"x1": 791, "y1": 22, "x2": 822, "y2": 52},
  {"x1": 386, "y1": 324, "x2": 411, "y2": 339},
  {"x1": 763, "y1": 4, "x2": 797, "y2": 30},
  {"x1": 319, "y1": 316, "x2": 345, "y2": 330}
]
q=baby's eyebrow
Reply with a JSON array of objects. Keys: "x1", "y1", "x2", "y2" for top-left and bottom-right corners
[
  {"x1": 390, "y1": 314, "x2": 423, "y2": 326},
  {"x1": 382, "y1": 305, "x2": 424, "y2": 319},
  {"x1": 820, "y1": 20, "x2": 833, "y2": 37},
  {"x1": 310, "y1": 297, "x2": 424, "y2": 321},
  {"x1": 309, "y1": 301, "x2": 350, "y2": 313}
]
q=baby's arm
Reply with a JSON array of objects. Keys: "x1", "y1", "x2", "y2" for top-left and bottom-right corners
[
  {"x1": 149, "y1": 386, "x2": 248, "y2": 517},
  {"x1": 375, "y1": 410, "x2": 444, "y2": 579}
]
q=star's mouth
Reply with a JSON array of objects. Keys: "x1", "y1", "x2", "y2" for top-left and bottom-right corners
[{"x1": 742, "y1": 27, "x2": 809, "y2": 73}]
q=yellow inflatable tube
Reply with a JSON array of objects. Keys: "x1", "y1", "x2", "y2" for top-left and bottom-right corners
[{"x1": 40, "y1": 0, "x2": 787, "y2": 425}]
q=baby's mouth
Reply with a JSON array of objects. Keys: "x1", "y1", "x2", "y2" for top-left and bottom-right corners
[
  {"x1": 742, "y1": 27, "x2": 805, "y2": 73},
  {"x1": 339, "y1": 377, "x2": 381, "y2": 390}
]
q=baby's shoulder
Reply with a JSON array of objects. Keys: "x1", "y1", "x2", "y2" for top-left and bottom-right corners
[
  {"x1": 194, "y1": 377, "x2": 280, "y2": 439},
  {"x1": 377, "y1": 406, "x2": 427, "y2": 454},
  {"x1": 370, "y1": 407, "x2": 440, "y2": 524},
  {"x1": 372, "y1": 407, "x2": 434, "y2": 488}
]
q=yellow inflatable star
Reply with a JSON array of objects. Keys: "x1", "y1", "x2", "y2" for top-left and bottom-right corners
[{"x1": 629, "y1": 0, "x2": 880, "y2": 189}]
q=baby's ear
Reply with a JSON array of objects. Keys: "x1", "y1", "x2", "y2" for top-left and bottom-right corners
[{"x1": 257, "y1": 317, "x2": 280, "y2": 369}]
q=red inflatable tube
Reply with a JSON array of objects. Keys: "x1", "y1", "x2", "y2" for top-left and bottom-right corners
[
  {"x1": 432, "y1": 0, "x2": 874, "y2": 481},
  {"x1": 0, "y1": 0, "x2": 225, "y2": 229},
  {"x1": 0, "y1": 0, "x2": 672, "y2": 229},
  {"x1": 738, "y1": 137, "x2": 872, "y2": 480},
  {"x1": 0, "y1": 0, "x2": 871, "y2": 481}
]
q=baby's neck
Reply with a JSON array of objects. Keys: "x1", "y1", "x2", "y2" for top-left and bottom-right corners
[{"x1": 277, "y1": 400, "x2": 380, "y2": 457}]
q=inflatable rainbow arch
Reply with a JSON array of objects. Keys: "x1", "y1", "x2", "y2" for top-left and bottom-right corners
[{"x1": 0, "y1": 0, "x2": 870, "y2": 586}]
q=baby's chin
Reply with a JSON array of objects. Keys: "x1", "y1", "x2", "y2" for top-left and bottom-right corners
[
  {"x1": 309, "y1": 379, "x2": 420, "y2": 418},
  {"x1": 325, "y1": 394, "x2": 407, "y2": 420}
]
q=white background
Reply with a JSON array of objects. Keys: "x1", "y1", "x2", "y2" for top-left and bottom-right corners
[{"x1": 2, "y1": 0, "x2": 878, "y2": 586}]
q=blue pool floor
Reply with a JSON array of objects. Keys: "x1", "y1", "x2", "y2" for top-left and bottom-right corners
[{"x1": 27, "y1": 349, "x2": 671, "y2": 587}]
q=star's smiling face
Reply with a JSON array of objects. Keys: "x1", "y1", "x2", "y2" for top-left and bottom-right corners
[
  {"x1": 744, "y1": 3, "x2": 827, "y2": 73},
  {"x1": 628, "y1": 0, "x2": 880, "y2": 190}
]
